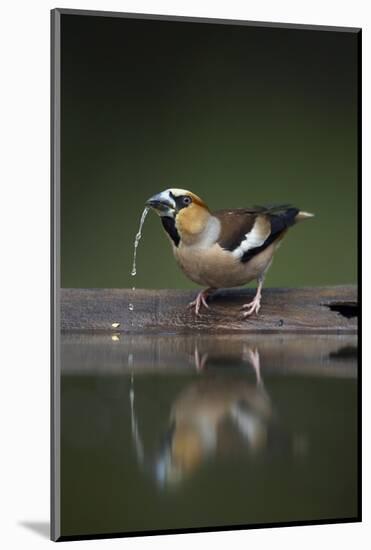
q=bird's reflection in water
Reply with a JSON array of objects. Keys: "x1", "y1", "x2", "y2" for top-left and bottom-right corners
[{"x1": 130, "y1": 346, "x2": 307, "y2": 488}]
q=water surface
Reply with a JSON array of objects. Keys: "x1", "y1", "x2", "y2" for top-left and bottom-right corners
[{"x1": 60, "y1": 333, "x2": 358, "y2": 537}]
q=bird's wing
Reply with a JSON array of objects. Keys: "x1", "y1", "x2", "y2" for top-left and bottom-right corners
[{"x1": 214, "y1": 205, "x2": 299, "y2": 262}]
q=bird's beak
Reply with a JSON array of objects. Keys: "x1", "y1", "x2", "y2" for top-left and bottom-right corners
[{"x1": 146, "y1": 191, "x2": 175, "y2": 214}]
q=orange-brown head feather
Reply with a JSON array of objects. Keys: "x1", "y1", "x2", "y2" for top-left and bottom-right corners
[
  {"x1": 175, "y1": 201, "x2": 210, "y2": 244},
  {"x1": 146, "y1": 188, "x2": 212, "y2": 246}
]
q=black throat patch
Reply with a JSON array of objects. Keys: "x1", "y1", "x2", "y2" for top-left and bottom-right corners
[{"x1": 161, "y1": 216, "x2": 180, "y2": 247}]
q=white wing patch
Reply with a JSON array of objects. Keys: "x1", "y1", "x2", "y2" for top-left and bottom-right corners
[{"x1": 232, "y1": 216, "x2": 271, "y2": 259}]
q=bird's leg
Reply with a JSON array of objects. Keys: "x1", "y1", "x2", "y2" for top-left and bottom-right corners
[
  {"x1": 187, "y1": 288, "x2": 214, "y2": 315},
  {"x1": 194, "y1": 345, "x2": 209, "y2": 371},
  {"x1": 243, "y1": 346, "x2": 263, "y2": 387},
  {"x1": 241, "y1": 276, "x2": 264, "y2": 317}
]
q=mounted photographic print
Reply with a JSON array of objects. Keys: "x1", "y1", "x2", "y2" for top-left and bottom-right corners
[{"x1": 51, "y1": 8, "x2": 360, "y2": 542}]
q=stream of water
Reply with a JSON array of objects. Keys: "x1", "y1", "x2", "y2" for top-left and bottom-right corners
[
  {"x1": 129, "y1": 206, "x2": 150, "y2": 312},
  {"x1": 131, "y1": 206, "x2": 150, "y2": 278}
]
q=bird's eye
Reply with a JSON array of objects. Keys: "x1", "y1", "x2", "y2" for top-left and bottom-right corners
[{"x1": 182, "y1": 196, "x2": 192, "y2": 206}]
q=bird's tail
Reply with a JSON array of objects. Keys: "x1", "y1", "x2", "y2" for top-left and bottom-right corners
[{"x1": 295, "y1": 211, "x2": 315, "y2": 222}]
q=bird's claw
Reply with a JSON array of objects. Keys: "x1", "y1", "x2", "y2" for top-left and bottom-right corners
[
  {"x1": 241, "y1": 297, "x2": 261, "y2": 317},
  {"x1": 187, "y1": 290, "x2": 210, "y2": 316},
  {"x1": 194, "y1": 347, "x2": 208, "y2": 371},
  {"x1": 243, "y1": 346, "x2": 263, "y2": 386}
]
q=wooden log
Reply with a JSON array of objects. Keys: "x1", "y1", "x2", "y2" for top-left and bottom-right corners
[
  {"x1": 61, "y1": 332, "x2": 357, "y2": 377},
  {"x1": 61, "y1": 285, "x2": 357, "y2": 334}
]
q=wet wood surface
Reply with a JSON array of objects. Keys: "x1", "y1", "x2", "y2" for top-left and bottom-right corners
[
  {"x1": 61, "y1": 285, "x2": 357, "y2": 334},
  {"x1": 61, "y1": 332, "x2": 357, "y2": 377}
]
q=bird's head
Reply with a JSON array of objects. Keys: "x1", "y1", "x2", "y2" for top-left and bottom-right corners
[
  {"x1": 154, "y1": 427, "x2": 205, "y2": 487},
  {"x1": 146, "y1": 188, "x2": 211, "y2": 245},
  {"x1": 146, "y1": 188, "x2": 208, "y2": 217}
]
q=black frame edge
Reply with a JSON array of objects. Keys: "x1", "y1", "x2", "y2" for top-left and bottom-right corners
[
  {"x1": 56, "y1": 517, "x2": 361, "y2": 543},
  {"x1": 357, "y1": 27, "x2": 362, "y2": 523},
  {"x1": 51, "y1": 7, "x2": 61, "y2": 543},
  {"x1": 54, "y1": 7, "x2": 361, "y2": 33}
]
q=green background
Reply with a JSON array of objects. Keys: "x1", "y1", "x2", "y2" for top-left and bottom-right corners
[{"x1": 61, "y1": 15, "x2": 359, "y2": 289}]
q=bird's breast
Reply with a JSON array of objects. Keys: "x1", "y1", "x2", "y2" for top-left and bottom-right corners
[{"x1": 173, "y1": 240, "x2": 279, "y2": 288}]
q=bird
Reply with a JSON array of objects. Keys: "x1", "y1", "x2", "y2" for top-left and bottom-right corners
[
  {"x1": 153, "y1": 346, "x2": 272, "y2": 485},
  {"x1": 155, "y1": 377, "x2": 271, "y2": 485},
  {"x1": 146, "y1": 188, "x2": 314, "y2": 316}
]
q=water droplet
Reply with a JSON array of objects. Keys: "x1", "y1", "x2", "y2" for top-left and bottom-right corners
[{"x1": 128, "y1": 303, "x2": 134, "y2": 311}]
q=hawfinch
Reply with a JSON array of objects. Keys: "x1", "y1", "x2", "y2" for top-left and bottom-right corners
[
  {"x1": 146, "y1": 189, "x2": 313, "y2": 316},
  {"x1": 154, "y1": 348, "x2": 271, "y2": 485}
]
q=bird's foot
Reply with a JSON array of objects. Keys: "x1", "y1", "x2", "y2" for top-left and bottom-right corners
[
  {"x1": 187, "y1": 289, "x2": 211, "y2": 316},
  {"x1": 241, "y1": 293, "x2": 262, "y2": 317},
  {"x1": 243, "y1": 346, "x2": 263, "y2": 386},
  {"x1": 194, "y1": 347, "x2": 209, "y2": 371}
]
